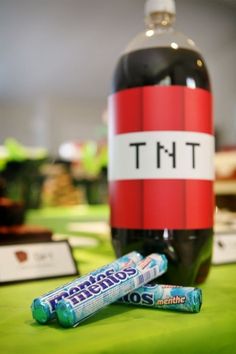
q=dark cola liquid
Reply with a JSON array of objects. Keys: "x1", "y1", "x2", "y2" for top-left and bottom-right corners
[{"x1": 111, "y1": 47, "x2": 213, "y2": 286}]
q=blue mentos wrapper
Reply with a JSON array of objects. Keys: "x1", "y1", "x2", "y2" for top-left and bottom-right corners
[
  {"x1": 56, "y1": 253, "x2": 168, "y2": 327},
  {"x1": 31, "y1": 251, "x2": 143, "y2": 324},
  {"x1": 118, "y1": 284, "x2": 202, "y2": 313}
]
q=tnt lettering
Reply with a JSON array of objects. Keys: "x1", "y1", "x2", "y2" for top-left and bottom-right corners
[{"x1": 129, "y1": 141, "x2": 200, "y2": 170}]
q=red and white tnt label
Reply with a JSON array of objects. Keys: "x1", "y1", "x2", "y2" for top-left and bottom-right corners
[
  {"x1": 109, "y1": 131, "x2": 214, "y2": 181},
  {"x1": 108, "y1": 85, "x2": 215, "y2": 230}
]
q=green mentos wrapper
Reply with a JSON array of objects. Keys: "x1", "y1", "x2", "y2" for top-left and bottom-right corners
[
  {"x1": 31, "y1": 251, "x2": 143, "y2": 324},
  {"x1": 56, "y1": 253, "x2": 168, "y2": 327},
  {"x1": 118, "y1": 284, "x2": 202, "y2": 313}
]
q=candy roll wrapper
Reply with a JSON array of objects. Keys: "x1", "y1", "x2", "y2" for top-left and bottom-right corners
[
  {"x1": 56, "y1": 253, "x2": 168, "y2": 327},
  {"x1": 31, "y1": 251, "x2": 143, "y2": 324},
  {"x1": 118, "y1": 284, "x2": 202, "y2": 313}
]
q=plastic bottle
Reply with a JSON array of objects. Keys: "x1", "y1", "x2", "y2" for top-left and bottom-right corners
[{"x1": 108, "y1": 0, "x2": 214, "y2": 285}]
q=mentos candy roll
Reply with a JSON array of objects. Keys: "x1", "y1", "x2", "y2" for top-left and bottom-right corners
[
  {"x1": 31, "y1": 251, "x2": 143, "y2": 324},
  {"x1": 56, "y1": 253, "x2": 167, "y2": 327},
  {"x1": 118, "y1": 284, "x2": 202, "y2": 313}
]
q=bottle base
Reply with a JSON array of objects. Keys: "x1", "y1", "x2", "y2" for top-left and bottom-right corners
[{"x1": 111, "y1": 228, "x2": 213, "y2": 286}]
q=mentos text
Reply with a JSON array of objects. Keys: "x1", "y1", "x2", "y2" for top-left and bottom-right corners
[
  {"x1": 118, "y1": 291, "x2": 154, "y2": 306},
  {"x1": 68, "y1": 267, "x2": 137, "y2": 306},
  {"x1": 48, "y1": 268, "x2": 117, "y2": 311}
]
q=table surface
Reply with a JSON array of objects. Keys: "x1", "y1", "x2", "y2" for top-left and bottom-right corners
[{"x1": 0, "y1": 206, "x2": 236, "y2": 354}]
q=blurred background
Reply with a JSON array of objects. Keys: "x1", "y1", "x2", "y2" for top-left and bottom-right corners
[{"x1": 0, "y1": 0, "x2": 235, "y2": 212}]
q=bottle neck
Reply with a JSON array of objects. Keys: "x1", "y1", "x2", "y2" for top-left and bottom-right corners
[{"x1": 145, "y1": 12, "x2": 175, "y2": 31}]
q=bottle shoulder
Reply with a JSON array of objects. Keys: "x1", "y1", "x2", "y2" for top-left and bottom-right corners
[
  {"x1": 124, "y1": 28, "x2": 199, "y2": 54},
  {"x1": 112, "y1": 40, "x2": 210, "y2": 93}
]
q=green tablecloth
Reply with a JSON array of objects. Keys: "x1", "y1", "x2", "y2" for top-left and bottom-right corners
[{"x1": 0, "y1": 206, "x2": 236, "y2": 354}]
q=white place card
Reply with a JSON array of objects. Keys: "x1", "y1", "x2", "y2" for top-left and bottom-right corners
[
  {"x1": 68, "y1": 221, "x2": 109, "y2": 235},
  {"x1": 0, "y1": 241, "x2": 78, "y2": 284},
  {"x1": 212, "y1": 232, "x2": 236, "y2": 265}
]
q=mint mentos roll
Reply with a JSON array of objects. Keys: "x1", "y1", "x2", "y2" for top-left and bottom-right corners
[
  {"x1": 56, "y1": 253, "x2": 167, "y2": 327},
  {"x1": 31, "y1": 251, "x2": 143, "y2": 324},
  {"x1": 118, "y1": 284, "x2": 202, "y2": 313}
]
